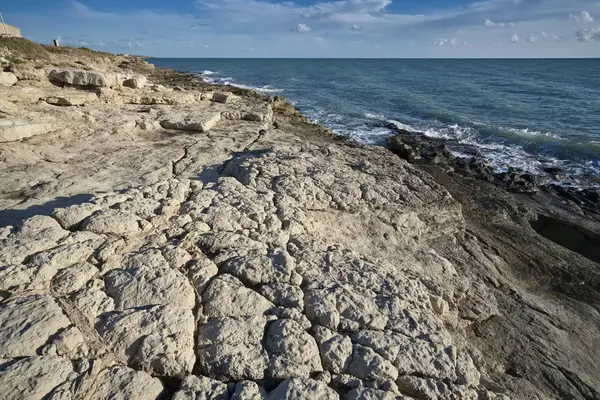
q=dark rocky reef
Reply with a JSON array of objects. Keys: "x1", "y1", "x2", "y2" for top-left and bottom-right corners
[{"x1": 386, "y1": 125, "x2": 600, "y2": 214}]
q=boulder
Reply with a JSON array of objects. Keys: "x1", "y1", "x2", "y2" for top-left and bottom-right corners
[
  {"x1": 123, "y1": 75, "x2": 148, "y2": 89},
  {"x1": 0, "y1": 118, "x2": 53, "y2": 143},
  {"x1": 160, "y1": 109, "x2": 222, "y2": 133},
  {"x1": 212, "y1": 92, "x2": 238, "y2": 103},
  {"x1": 48, "y1": 69, "x2": 120, "y2": 87},
  {"x1": 137, "y1": 120, "x2": 161, "y2": 131},
  {"x1": 0, "y1": 71, "x2": 17, "y2": 87},
  {"x1": 266, "y1": 319, "x2": 323, "y2": 379},
  {"x1": 123, "y1": 75, "x2": 147, "y2": 89}
]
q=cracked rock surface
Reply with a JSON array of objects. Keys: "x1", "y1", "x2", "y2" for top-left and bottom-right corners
[{"x1": 1, "y1": 43, "x2": 600, "y2": 400}]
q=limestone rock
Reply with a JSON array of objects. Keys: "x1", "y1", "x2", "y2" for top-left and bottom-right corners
[
  {"x1": 173, "y1": 375, "x2": 229, "y2": 400},
  {"x1": 96, "y1": 305, "x2": 195, "y2": 378},
  {"x1": 346, "y1": 345, "x2": 399, "y2": 383},
  {"x1": 212, "y1": 92, "x2": 238, "y2": 103},
  {"x1": 46, "y1": 92, "x2": 97, "y2": 106},
  {"x1": 396, "y1": 376, "x2": 453, "y2": 400},
  {"x1": 53, "y1": 203, "x2": 102, "y2": 229},
  {"x1": 266, "y1": 319, "x2": 322, "y2": 379},
  {"x1": 49, "y1": 69, "x2": 120, "y2": 87},
  {"x1": 0, "y1": 98, "x2": 18, "y2": 115},
  {"x1": 305, "y1": 286, "x2": 387, "y2": 331},
  {"x1": 232, "y1": 381, "x2": 267, "y2": 400},
  {"x1": 39, "y1": 325, "x2": 88, "y2": 358},
  {"x1": 137, "y1": 120, "x2": 161, "y2": 130},
  {"x1": 222, "y1": 250, "x2": 295, "y2": 286},
  {"x1": 196, "y1": 316, "x2": 269, "y2": 380},
  {"x1": 430, "y1": 295, "x2": 449, "y2": 316},
  {"x1": 0, "y1": 356, "x2": 75, "y2": 400},
  {"x1": 51, "y1": 262, "x2": 98, "y2": 295},
  {"x1": 351, "y1": 330, "x2": 457, "y2": 381},
  {"x1": 104, "y1": 249, "x2": 196, "y2": 309},
  {"x1": 0, "y1": 118, "x2": 53, "y2": 143},
  {"x1": 267, "y1": 378, "x2": 339, "y2": 400},
  {"x1": 123, "y1": 75, "x2": 147, "y2": 89},
  {"x1": 313, "y1": 326, "x2": 353, "y2": 374},
  {"x1": 0, "y1": 295, "x2": 71, "y2": 358},
  {"x1": 455, "y1": 351, "x2": 481, "y2": 387},
  {"x1": 0, "y1": 71, "x2": 17, "y2": 87},
  {"x1": 91, "y1": 366, "x2": 165, "y2": 400},
  {"x1": 186, "y1": 255, "x2": 219, "y2": 295},
  {"x1": 72, "y1": 282, "x2": 115, "y2": 320},
  {"x1": 81, "y1": 209, "x2": 149, "y2": 236},
  {"x1": 346, "y1": 388, "x2": 400, "y2": 400},
  {"x1": 260, "y1": 283, "x2": 304, "y2": 309},
  {"x1": 160, "y1": 108, "x2": 221, "y2": 132},
  {"x1": 202, "y1": 274, "x2": 273, "y2": 318}
]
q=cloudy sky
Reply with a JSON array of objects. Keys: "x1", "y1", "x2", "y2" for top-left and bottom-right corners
[{"x1": 2, "y1": 0, "x2": 600, "y2": 57}]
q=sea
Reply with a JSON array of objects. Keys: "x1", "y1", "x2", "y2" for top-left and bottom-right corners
[{"x1": 149, "y1": 58, "x2": 600, "y2": 186}]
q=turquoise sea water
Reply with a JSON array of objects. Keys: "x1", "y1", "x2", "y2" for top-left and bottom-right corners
[{"x1": 150, "y1": 58, "x2": 600, "y2": 184}]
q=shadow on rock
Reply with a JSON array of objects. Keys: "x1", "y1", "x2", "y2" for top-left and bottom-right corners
[{"x1": 0, "y1": 194, "x2": 94, "y2": 228}]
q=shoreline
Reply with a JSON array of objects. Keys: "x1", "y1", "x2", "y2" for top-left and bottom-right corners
[
  {"x1": 1, "y1": 39, "x2": 600, "y2": 399},
  {"x1": 169, "y1": 61, "x2": 600, "y2": 219}
]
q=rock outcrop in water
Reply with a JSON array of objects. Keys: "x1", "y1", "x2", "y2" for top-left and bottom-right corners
[{"x1": 1, "y1": 38, "x2": 600, "y2": 400}]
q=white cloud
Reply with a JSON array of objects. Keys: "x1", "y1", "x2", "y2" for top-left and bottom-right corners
[
  {"x1": 13, "y1": 0, "x2": 600, "y2": 58},
  {"x1": 510, "y1": 33, "x2": 519, "y2": 43},
  {"x1": 576, "y1": 26, "x2": 600, "y2": 42},
  {"x1": 570, "y1": 11, "x2": 594, "y2": 23},
  {"x1": 483, "y1": 19, "x2": 505, "y2": 28},
  {"x1": 433, "y1": 37, "x2": 463, "y2": 46},
  {"x1": 295, "y1": 23, "x2": 312, "y2": 33}
]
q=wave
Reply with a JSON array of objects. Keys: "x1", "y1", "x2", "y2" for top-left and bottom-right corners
[
  {"x1": 501, "y1": 127, "x2": 564, "y2": 141},
  {"x1": 199, "y1": 72, "x2": 284, "y2": 94}
]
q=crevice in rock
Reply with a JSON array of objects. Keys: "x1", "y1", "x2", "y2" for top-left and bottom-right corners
[
  {"x1": 531, "y1": 214, "x2": 600, "y2": 263},
  {"x1": 243, "y1": 129, "x2": 268, "y2": 153},
  {"x1": 171, "y1": 144, "x2": 192, "y2": 177}
]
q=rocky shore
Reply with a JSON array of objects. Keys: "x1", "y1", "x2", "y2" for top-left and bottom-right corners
[{"x1": 1, "y1": 38, "x2": 600, "y2": 400}]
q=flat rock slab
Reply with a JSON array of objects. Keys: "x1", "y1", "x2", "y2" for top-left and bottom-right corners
[
  {"x1": 49, "y1": 69, "x2": 121, "y2": 87},
  {"x1": 0, "y1": 118, "x2": 53, "y2": 142},
  {"x1": 46, "y1": 92, "x2": 98, "y2": 106},
  {"x1": 160, "y1": 106, "x2": 222, "y2": 132}
]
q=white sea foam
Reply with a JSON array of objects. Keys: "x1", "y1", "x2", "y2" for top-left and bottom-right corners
[
  {"x1": 503, "y1": 127, "x2": 564, "y2": 140},
  {"x1": 200, "y1": 70, "x2": 216, "y2": 76}
]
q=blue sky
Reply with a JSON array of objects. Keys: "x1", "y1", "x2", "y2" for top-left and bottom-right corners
[{"x1": 2, "y1": 0, "x2": 599, "y2": 57}]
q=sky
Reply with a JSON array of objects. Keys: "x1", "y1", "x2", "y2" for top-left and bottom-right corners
[{"x1": 1, "y1": 0, "x2": 600, "y2": 57}]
